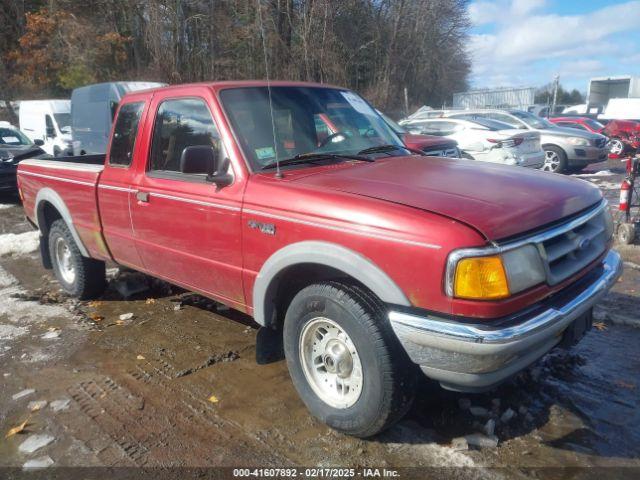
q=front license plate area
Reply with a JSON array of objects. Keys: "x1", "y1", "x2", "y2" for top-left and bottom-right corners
[{"x1": 561, "y1": 308, "x2": 593, "y2": 348}]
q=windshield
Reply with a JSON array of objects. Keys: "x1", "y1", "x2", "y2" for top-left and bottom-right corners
[
  {"x1": 53, "y1": 113, "x2": 71, "y2": 133},
  {"x1": 510, "y1": 110, "x2": 554, "y2": 129},
  {"x1": 377, "y1": 110, "x2": 407, "y2": 134},
  {"x1": 0, "y1": 127, "x2": 32, "y2": 146},
  {"x1": 219, "y1": 86, "x2": 405, "y2": 170},
  {"x1": 584, "y1": 119, "x2": 604, "y2": 130}
]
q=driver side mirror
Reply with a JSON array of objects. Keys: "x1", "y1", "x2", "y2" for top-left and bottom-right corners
[
  {"x1": 34, "y1": 139, "x2": 44, "y2": 146},
  {"x1": 179, "y1": 145, "x2": 232, "y2": 187}
]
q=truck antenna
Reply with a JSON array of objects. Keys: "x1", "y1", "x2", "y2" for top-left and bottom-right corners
[{"x1": 257, "y1": 0, "x2": 282, "y2": 179}]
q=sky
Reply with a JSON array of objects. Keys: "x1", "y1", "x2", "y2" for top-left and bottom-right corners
[{"x1": 467, "y1": 0, "x2": 640, "y2": 92}]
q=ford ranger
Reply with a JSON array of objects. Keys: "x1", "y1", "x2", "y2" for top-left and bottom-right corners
[{"x1": 16, "y1": 81, "x2": 622, "y2": 437}]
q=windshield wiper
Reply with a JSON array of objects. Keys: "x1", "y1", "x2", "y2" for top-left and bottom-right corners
[
  {"x1": 357, "y1": 144, "x2": 404, "y2": 155},
  {"x1": 261, "y1": 152, "x2": 373, "y2": 170}
]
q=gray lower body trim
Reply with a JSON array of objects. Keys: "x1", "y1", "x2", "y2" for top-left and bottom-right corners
[{"x1": 389, "y1": 250, "x2": 622, "y2": 392}]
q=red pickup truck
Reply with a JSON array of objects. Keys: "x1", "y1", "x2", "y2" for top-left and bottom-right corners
[{"x1": 17, "y1": 81, "x2": 621, "y2": 437}]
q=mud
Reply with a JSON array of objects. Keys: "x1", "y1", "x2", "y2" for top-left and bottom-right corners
[{"x1": 0, "y1": 161, "x2": 639, "y2": 476}]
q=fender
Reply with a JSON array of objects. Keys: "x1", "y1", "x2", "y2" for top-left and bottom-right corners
[
  {"x1": 252, "y1": 240, "x2": 411, "y2": 326},
  {"x1": 34, "y1": 187, "x2": 90, "y2": 257}
]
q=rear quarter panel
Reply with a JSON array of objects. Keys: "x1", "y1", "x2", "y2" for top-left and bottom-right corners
[{"x1": 17, "y1": 159, "x2": 108, "y2": 260}]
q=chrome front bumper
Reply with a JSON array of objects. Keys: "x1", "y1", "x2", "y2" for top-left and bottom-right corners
[{"x1": 389, "y1": 250, "x2": 622, "y2": 392}]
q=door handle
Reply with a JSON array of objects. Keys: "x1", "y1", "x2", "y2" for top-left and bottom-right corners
[{"x1": 136, "y1": 191, "x2": 149, "y2": 202}]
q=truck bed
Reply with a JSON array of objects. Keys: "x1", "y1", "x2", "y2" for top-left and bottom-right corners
[{"x1": 17, "y1": 158, "x2": 108, "y2": 261}]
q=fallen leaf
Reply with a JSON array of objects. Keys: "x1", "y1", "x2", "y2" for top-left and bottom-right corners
[
  {"x1": 5, "y1": 418, "x2": 30, "y2": 438},
  {"x1": 136, "y1": 355, "x2": 145, "y2": 360},
  {"x1": 115, "y1": 320, "x2": 125, "y2": 326},
  {"x1": 614, "y1": 380, "x2": 636, "y2": 390},
  {"x1": 207, "y1": 395, "x2": 219, "y2": 404},
  {"x1": 47, "y1": 327, "x2": 58, "y2": 332},
  {"x1": 88, "y1": 301, "x2": 103, "y2": 308},
  {"x1": 89, "y1": 314, "x2": 104, "y2": 322},
  {"x1": 145, "y1": 298, "x2": 156, "y2": 305},
  {"x1": 593, "y1": 322, "x2": 607, "y2": 331}
]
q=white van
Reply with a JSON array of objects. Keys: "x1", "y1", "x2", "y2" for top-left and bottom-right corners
[
  {"x1": 18, "y1": 100, "x2": 72, "y2": 156},
  {"x1": 71, "y1": 81, "x2": 165, "y2": 154}
]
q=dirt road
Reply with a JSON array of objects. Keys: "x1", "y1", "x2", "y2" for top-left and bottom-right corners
[{"x1": 1, "y1": 160, "x2": 639, "y2": 477}]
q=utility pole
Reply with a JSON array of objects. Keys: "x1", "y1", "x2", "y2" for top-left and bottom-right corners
[{"x1": 551, "y1": 75, "x2": 560, "y2": 117}]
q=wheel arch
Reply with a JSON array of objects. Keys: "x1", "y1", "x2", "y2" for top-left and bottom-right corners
[
  {"x1": 252, "y1": 241, "x2": 410, "y2": 327},
  {"x1": 34, "y1": 188, "x2": 90, "y2": 258}
]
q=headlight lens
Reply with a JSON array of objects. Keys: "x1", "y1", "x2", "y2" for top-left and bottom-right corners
[
  {"x1": 450, "y1": 244, "x2": 546, "y2": 300},
  {"x1": 566, "y1": 136, "x2": 589, "y2": 146}
]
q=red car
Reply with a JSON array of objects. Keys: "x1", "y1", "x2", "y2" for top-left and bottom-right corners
[
  {"x1": 602, "y1": 119, "x2": 640, "y2": 158},
  {"x1": 549, "y1": 116, "x2": 605, "y2": 134},
  {"x1": 17, "y1": 81, "x2": 621, "y2": 437}
]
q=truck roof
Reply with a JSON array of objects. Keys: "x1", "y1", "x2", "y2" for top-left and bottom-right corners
[{"x1": 121, "y1": 80, "x2": 345, "y2": 98}]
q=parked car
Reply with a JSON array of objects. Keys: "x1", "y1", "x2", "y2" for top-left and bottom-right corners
[
  {"x1": 404, "y1": 117, "x2": 544, "y2": 168},
  {"x1": 527, "y1": 104, "x2": 568, "y2": 118},
  {"x1": 0, "y1": 123, "x2": 44, "y2": 192},
  {"x1": 71, "y1": 81, "x2": 166, "y2": 155},
  {"x1": 376, "y1": 111, "x2": 459, "y2": 157},
  {"x1": 17, "y1": 81, "x2": 621, "y2": 437},
  {"x1": 602, "y1": 119, "x2": 640, "y2": 157},
  {"x1": 549, "y1": 116, "x2": 606, "y2": 134},
  {"x1": 18, "y1": 99, "x2": 72, "y2": 156},
  {"x1": 444, "y1": 109, "x2": 609, "y2": 173}
]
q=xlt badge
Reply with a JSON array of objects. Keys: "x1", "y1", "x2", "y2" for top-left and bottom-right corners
[{"x1": 248, "y1": 220, "x2": 276, "y2": 235}]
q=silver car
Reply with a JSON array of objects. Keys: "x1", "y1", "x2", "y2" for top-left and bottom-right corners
[{"x1": 443, "y1": 109, "x2": 609, "y2": 173}]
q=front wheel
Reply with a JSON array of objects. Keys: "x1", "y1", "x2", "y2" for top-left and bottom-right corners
[
  {"x1": 609, "y1": 138, "x2": 626, "y2": 157},
  {"x1": 48, "y1": 219, "x2": 106, "y2": 299},
  {"x1": 541, "y1": 146, "x2": 567, "y2": 173},
  {"x1": 283, "y1": 282, "x2": 414, "y2": 437}
]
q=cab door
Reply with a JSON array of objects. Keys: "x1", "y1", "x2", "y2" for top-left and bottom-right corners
[
  {"x1": 98, "y1": 100, "x2": 147, "y2": 269},
  {"x1": 128, "y1": 90, "x2": 245, "y2": 309}
]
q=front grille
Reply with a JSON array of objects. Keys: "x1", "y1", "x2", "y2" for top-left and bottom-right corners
[
  {"x1": 423, "y1": 147, "x2": 459, "y2": 158},
  {"x1": 594, "y1": 137, "x2": 607, "y2": 148},
  {"x1": 538, "y1": 206, "x2": 611, "y2": 285}
]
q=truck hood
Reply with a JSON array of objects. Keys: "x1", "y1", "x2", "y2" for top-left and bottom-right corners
[{"x1": 288, "y1": 156, "x2": 602, "y2": 241}]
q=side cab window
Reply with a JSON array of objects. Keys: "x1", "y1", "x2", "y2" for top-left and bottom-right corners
[
  {"x1": 148, "y1": 98, "x2": 227, "y2": 179},
  {"x1": 109, "y1": 101, "x2": 145, "y2": 167}
]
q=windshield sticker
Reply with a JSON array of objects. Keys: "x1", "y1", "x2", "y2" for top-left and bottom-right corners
[
  {"x1": 255, "y1": 146, "x2": 275, "y2": 160},
  {"x1": 2, "y1": 136, "x2": 19, "y2": 143},
  {"x1": 340, "y1": 92, "x2": 376, "y2": 116}
]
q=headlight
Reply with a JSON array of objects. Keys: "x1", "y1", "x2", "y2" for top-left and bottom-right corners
[
  {"x1": 566, "y1": 137, "x2": 589, "y2": 146},
  {"x1": 447, "y1": 244, "x2": 546, "y2": 300}
]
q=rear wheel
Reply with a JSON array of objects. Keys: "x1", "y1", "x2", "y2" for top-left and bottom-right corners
[
  {"x1": 48, "y1": 219, "x2": 106, "y2": 299},
  {"x1": 542, "y1": 146, "x2": 567, "y2": 173},
  {"x1": 283, "y1": 282, "x2": 414, "y2": 437}
]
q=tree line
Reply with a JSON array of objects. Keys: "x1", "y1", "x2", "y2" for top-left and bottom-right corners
[{"x1": 0, "y1": 0, "x2": 471, "y2": 118}]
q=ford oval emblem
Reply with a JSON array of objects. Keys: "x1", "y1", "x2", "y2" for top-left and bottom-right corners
[{"x1": 578, "y1": 237, "x2": 590, "y2": 251}]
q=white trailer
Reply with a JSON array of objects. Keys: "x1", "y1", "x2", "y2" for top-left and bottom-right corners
[{"x1": 587, "y1": 76, "x2": 640, "y2": 111}]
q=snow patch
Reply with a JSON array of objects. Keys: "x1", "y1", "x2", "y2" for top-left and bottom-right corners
[
  {"x1": 572, "y1": 170, "x2": 614, "y2": 178},
  {"x1": 0, "y1": 231, "x2": 39, "y2": 257}
]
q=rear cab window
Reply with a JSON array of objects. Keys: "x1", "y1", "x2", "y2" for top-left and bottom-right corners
[{"x1": 109, "y1": 102, "x2": 145, "y2": 167}]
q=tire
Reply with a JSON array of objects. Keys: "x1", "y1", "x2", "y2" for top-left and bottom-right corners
[
  {"x1": 541, "y1": 145, "x2": 568, "y2": 173},
  {"x1": 609, "y1": 138, "x2": 625, "y2": 157},
  {"x1": 48, "y1": 219, "x2": 106, "y2": 299},
  {"x1": 283, "y1": 281, "x2": 414, "y2": 437},
  {"x1": 617, "y1": 223, "x2": 636, "y2": 245}
]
